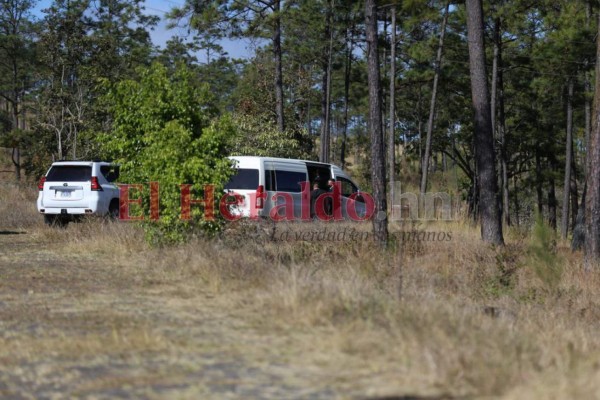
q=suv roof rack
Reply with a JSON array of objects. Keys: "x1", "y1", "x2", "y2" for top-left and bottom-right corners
[{"x1": 55, "y1": 158, "x2": 113, "y2": 163}]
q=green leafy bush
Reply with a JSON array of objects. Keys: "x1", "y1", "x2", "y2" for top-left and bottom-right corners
[
  {"x1": 100, "y1": 62, "x2": 234, "y2": 243},
  {"x1": 228, "y1": 113, "x2": 310, "y2": 159}
]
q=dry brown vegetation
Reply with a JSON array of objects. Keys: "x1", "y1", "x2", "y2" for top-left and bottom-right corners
[{"x1": 1, "y1": 167, "x2": 600, "y2": 399}]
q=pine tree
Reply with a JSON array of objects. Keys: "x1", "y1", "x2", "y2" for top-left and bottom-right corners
[
  {"x1": 465, "y1": 0, "x2": 504, "y2": 245},
  {"x1": 0, "y1": 0, "x2": 37, "y2": 180},
  {"x1": 365, "y1": 0, "x2": 388, "y2": 245}
]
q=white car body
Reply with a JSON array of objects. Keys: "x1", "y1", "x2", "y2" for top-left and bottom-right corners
[{"x1": 37, "y1": 161, "x2": 120, "y2": 223}]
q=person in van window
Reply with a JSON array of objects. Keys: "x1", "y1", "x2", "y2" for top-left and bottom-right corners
[
  {"x1": 313, "y1": 174, "x2": 322, "y2": 187},
  {"x1": 310, "y1": 181, "x2": 328, "y2": 219},
  {"x1": 327, "y1": 179, "x2": 335, "y2": 191},
  {"x1": 326, "y1": 179, "x2": 336, "y2": 216}
]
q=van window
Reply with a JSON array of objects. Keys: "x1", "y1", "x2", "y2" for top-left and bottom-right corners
[
  {"x1": 225, "y1": 168, "x2": 259, "y2": 190},
  {"x1": 265, "y1": 169, "x2": 276, "y2": 191},
  {"x1": 46, "y1": 166, "x2": 92, "y2": 182},
  {"x1": 307, "y1": 164, "x2": 331, "y2": 189},
  {"x1": 275, "y1": 170, "x2": 305, "y2": 193},
  {"x1": 338, "y1": 177, "x2": 359, "y2": 197}
]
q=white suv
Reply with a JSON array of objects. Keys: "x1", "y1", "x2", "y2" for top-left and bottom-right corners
[{"x1": 37, "y1": 161, "x2": 120, "y2": 225}]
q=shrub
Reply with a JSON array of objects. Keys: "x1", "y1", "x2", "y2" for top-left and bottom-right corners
[{"x1": 100, "y1": 62, "x2": 234, "y2": 243}]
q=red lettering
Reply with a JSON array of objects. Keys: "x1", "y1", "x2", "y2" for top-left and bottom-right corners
[
  {"x1": 118, "y1": 184, "x2": 144, "y2": 221},
  {"x1": 347, "y1": 192, "x2": 374, "y2": 221},
  {"x1": 180, "y1": 184, "x2": 215, "y2": 221},
  {"x1": 315, "y1": 182, "x2": 343, "y2": 221},
  {"x1": 219, "y1": 192, "x2": 244, "y2": 221},
  {"x1": 149, "y1": 181, "x2": 159, "y2": 221},
  {"x1": 248, "y1": 190, "x2": 267, "y2": 220},
  {"x1": 269, "y1": 192, "x2": 295, "y2": 221},
  {"x1": 300, "y1": 181, "x2": 311, "y2": 221}
]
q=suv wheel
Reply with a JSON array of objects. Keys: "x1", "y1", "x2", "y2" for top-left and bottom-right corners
[{"x1": 108, "y1": 199, "x2": 120, "y2": 220}]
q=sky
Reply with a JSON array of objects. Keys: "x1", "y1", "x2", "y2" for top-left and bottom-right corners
[{"x1": 31, "y1": 0, "x2": 257, "y2": 61}]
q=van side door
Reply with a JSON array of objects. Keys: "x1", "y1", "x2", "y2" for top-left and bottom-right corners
[
  {"x1": 271, "y1": 161, "x2": 308, "y2": 220},
  {"x1": 335, "y1": 176, "x2": 366, "y2": 219}
]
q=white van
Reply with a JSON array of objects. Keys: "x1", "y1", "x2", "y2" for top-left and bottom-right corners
[{"x1": 224, "y1": 156, "x2": 367, "y2": 220}]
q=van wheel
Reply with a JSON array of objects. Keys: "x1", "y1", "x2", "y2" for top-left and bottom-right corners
[{"x1": 108, "y1": 199, "x2": 120, "y2": 220}]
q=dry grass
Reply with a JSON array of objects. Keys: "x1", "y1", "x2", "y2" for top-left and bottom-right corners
[
  {"x1": 0, "y1": 185, "x2": 40, "y2": 231},
  {"x1": 2, "y1": 170, "x2": 600, "y2": 399}
]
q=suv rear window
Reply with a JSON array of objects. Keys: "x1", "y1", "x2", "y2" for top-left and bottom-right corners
[
  {"x1": 225, "y1": 168, "x2": 259, "y2": 190},
  {"x1": 46, "y1": 166, "x2": 92, "y2": 182}
]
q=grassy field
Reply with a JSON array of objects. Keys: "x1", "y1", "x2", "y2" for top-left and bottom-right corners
[{"x1": 1, "y1": 159, "x2": 600, "y2": 398}]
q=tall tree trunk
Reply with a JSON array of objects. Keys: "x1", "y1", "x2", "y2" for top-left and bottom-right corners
[
  {"x1": 548, "y1": 159, "x2": 558, "y2": 231},
  {"x1": 320, "y1": 0, "x2": 334, "y2": 163},
  {"x1": 306, "y1": 85, "x2": 312, "y2": 136},
  {"x1": 586, "y1": 79, "x2": 592, "y2": 175},
  {"x1": 273, "y1": 0, "x2": 285, "y2": 132},
  {"x1": 573, "y1": 183, "x2": 587, "y2": 251},
  {"x1": 442, "y1": 152, "x2": 447, "y2": 171},
  {"x1": 11, "y1": 60, "x2": 21, "y2": 181},
  {"x1": 417, "y1": 86, "x2": 423, "y2": 173},
  {"x1": 571, "y1": 147, "x2": 578, "y2": 232},
  {"x1": 341, "y1": 38, "x2": 352, "y2": 168},
  {"x1": 513, "y1": 175, "x2": 520, "y2": 226},
  {"x1": 420, "y1": 1, "x2": 449, "y2": 196},
  {"x1": 491, "y1": 24, "x2": 498, "y2": 143},
  {"x1": 11, "y1": 112, "x2": 20, "y2": 181},
  {"x1": 585, "y1": 10, "x2": 600, "y2": 270},
  {"x1": 341, "y1": 24, "x2": 353, "y2": 169},
  {"x1": 574, "y1": 0, "x2": 592, "y2": 251},
  {"x1": 381, "y1": 16, "x2": 387, "y2": 134},
  {"x1": 561, "y1": 80, "x2": 574, "y2": 239},
  {"x1": 492, "y1": 17, "x2": 510, "y2": 226},
  {"x1": 571, "y1": 174, "x2": 579, "y2": 232},
  {"x1": 465, "y1": 0, "x2": 503, "y2": 245},
  {"x1": 365, "y1": 0, "x2": 388, "y2": 245},
  {"x1": 388, "y1": 6, "x2": 397, "y2": 208},
  {"x1": 585, "y1": 0, "x2": 592, "y2": 179},
  {"x1": 468, "y1": 175, "x2": 479, "y2": 220},
  {"x1": 12, "y1": 147, "x2": 20, "y2": 181},
  {"x1": 536, "y1": 150, "x2": 543, "y2": 214}
]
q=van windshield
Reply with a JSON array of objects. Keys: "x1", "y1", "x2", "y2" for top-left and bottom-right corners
[{"x1": 225, "y1": 168, "x2": 259, "y2": 190}]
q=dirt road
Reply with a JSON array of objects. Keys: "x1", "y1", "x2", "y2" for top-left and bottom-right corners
[{"x1": 0, "y1": 231, "x2": 369, "y2": 399}]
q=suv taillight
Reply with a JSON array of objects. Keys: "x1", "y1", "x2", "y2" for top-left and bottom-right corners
[
  {"x1": 91, "y1": 176, "x2": 103, "y2": 191},
  {"x1": 38, "y1": 176, "x2": 46, "y2": 191},
  {"x1": 256, "y1": 185, "x2": 264, "y2": 209}
]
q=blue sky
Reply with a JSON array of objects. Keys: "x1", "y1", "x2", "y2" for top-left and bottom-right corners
[{"x1": 31, "y1": 0, "x2": 256, "y2": 61}]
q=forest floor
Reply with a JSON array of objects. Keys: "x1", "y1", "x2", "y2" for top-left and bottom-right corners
[{"x1": 1, "y1": 157, "x2": 600, "y2": 399}]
